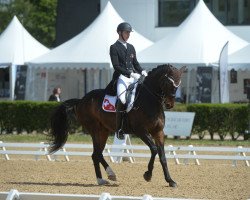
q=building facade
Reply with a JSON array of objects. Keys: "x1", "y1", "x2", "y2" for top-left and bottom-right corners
[{"x1": 100, "y1": 0, "x2": 250, "y2": 43}]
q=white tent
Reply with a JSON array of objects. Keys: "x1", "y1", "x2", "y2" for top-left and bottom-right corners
[
  {"x1": 27, "y1": 2, "x2": 153, "y2": 69},
  {"x1": 137, "y1": 0, "x2": 249, "y2": 103},
  {"x1": 138, "y1": 0, "x2": 248, "y2": 67},
  {"x1": 25, "y1": 2, "x2": 153, "y2": 101},
  {"x1": 228, "y1": 44, "x2": 250, "y2": 69},
  {"x1": 0, "y1": 16, "x2": 49, "y2": 100}
]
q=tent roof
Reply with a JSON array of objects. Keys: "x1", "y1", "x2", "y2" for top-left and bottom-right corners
[
  {"x1": 28, "y1": 2, "x2": 153, "y2": 69},
  {"x1": 228, "y1": 44, "x2": 250, "y2": 69},
  {"x1": 0, "y1": 16, "x2": 49, "y2": 66},
  {"x1": 138, "y1": 0, "x2": 248, "y2": 68}
]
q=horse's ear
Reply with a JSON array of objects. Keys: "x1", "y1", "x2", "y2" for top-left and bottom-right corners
[{"x1": 180, "y1": 66, "x2": 187, "y2": 74}]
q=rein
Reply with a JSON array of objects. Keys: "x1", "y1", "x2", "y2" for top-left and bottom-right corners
[{"x1": 141, "y1": 82, "x2": 166, "y2": 105}]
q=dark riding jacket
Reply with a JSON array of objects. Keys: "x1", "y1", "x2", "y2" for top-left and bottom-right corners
[
  {"x1": 110, "y1": 40, "x2": 143, "y2": 80},
  {"x1": 105, "y1": 40, "x2": 143, "y2": 95}
]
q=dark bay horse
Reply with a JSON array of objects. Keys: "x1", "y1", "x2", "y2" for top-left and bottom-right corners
[{"x1": 49, "y1": 64, "x2": 186, "y2": 187}]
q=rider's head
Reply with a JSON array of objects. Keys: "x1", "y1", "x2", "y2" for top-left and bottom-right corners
[{"x1": 117, "y1": 22, "x2": 133, "y2": 42}]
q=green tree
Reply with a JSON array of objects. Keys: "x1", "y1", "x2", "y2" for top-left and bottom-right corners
[{"x1": 0, "y1": 0, "x2": 57, "y2": 47}]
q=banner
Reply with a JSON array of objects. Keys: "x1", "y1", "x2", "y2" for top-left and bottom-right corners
[
  {"x1": 164, "y1": 111, "x2": 195, "y2": 136},
  {"x1": 219, "y1": 41, "x2": 229, "y2": 103},
  {"x1": 196, "y1": 67, "x2": 212, "y2": 103}
]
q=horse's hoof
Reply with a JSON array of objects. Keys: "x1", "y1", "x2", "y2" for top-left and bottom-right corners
[
  {"x1": 169, "y1": 181, "x2": 177, "y2": 188},
  {"x1": 108, "y1": 174, "x2": 117, "y2": 181},
  {"x1": 143, "y1": 171, "x2": 152, "y2": 182},
  {"x1": 106, "y1": 167, "x2": 116, "y2": 181},
  {"x1": 97, "y1": 178, "x2": 110, "y2": 185}
]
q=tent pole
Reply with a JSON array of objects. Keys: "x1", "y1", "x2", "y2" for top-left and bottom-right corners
[
  {"x1": 10, "y1": 64, "x2": 17, "y2": 101},
  {"x1": 44, "y1": 68, "x2": 48, "y2": 101},
  {"x1": 186, "y1": 68, "x2": 190, "y2": 104}
]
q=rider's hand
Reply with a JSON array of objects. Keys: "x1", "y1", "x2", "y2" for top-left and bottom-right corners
[
  {"x1": 141, "y1": 70, "x2": 148, "y2": 77},
  {"x1": 130, "y1": 72, "x2": 141, "y2": 80}
]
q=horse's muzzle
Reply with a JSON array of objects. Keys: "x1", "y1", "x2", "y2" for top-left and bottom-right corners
[
  {"x1": 165, "y1": 103, "x2": 173, "y2": 109},
  {"x1": 164, "y1": 97, "x2": 175, "y2": 109}
]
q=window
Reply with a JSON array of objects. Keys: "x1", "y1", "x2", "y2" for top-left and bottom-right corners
[
  {"x1": 158, "y1": 0, "x2": 250, "y2": 26},
  {"x1": 158, "y1": 0, "x2": 196, "y2": 26}
]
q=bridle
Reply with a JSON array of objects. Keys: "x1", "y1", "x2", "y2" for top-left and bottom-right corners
[{"x1": 141, "y1": 74, "x2": 180, "y2": 107}]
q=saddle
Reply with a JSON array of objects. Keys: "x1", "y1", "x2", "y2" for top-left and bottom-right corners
[
  {"x1": 103, "y1": 75, "x2": 145, "y2": 113},
  {"x1": 102, "y1": 84, "x2": 135, "y2": 113}
]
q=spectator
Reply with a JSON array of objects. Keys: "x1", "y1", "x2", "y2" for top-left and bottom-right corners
[{"x1": 48, "y1": 87, "x2": 62, "y2": 102}]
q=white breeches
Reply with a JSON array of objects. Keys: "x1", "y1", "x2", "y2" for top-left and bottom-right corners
[{"x1": 117, "y1": 74, "x2": 138, "y2": 105}]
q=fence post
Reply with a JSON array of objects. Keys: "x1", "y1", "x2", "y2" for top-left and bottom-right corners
[
  {"x1": 167, "y1": 145, "x2": 180, "y2": 164},
  {"x1": 184, "y1": 145, "x2": 200, "y2": 165},
  {"x1": 233, "y1": 146, "x2": 250, "y2": 167},
  {"x1": 62, "y1": 147, "x2": 70, "y2": 161},
  {"x1": 110, "y1": 134, "x2": 135, "y2": 163},
  {"x1": 0, "y1": 141, "x2": 10, "y2": 160},
  {"x1": 105, "y1": 144, "x2": 115, "y2": 163},
  {"x1": 142, "y1": 194, "x2": 153, "y2": 200},
  {"x1": 35, "y1": 142, "x2": 52, "y2": 161},
  {"x1": 99, "y1": 192, "x2": 112, "y2": 200},
  {"x1": 6, "y1": 189, "x2": 19, "y2": 200}
]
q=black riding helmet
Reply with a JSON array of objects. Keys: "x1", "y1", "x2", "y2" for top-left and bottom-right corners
[{"x1": 117, "y1": 22, "x2": 133, "y2": 32}]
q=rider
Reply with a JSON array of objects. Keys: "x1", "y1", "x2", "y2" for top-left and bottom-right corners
[{"x1": 109, "y1": 22, "x2": 148, "y2": 140}]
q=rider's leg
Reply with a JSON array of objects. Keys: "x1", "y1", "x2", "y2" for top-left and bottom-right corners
[
  {"x1": 116, "y1": 77, "x2": 127, "y2": 140},
  {"x1": 115, "y1": 99, "x2": 126, "y2": 139}
]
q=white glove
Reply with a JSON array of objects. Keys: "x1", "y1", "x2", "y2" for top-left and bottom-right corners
[
  {"x1": 141, "y1": 70, "x2": 148, "y2": 77},
  {"x1": 130, "y1": 72, "x2": 141, "y2": 80}
]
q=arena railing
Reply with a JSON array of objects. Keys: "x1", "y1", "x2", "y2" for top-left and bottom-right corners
[
  {"x1": 0, "y1": 141, "x2": 249, "y2": 167},
  {"x1": 0, "y1": 189, "x2": 201, "y2": 200}
]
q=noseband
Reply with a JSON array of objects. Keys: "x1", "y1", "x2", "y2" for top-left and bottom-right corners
[{"x1": 142, "y1": 75, "x2": 179, "y2": 106}]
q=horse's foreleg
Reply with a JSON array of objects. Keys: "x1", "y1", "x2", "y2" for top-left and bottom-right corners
[
  {"x1": 155, "y1": 136, "x2": 177, "y2": 187},
  {"x1": 139, "y1": 133, "x2": 157, "y2": 182}
]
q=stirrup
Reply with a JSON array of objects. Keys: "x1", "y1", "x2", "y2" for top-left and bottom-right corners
[{"x1": 116, "y1": 129, "x2": 125, "y2": 140}]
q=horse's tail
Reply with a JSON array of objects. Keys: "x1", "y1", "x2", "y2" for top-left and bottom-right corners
[{"x1": 49, "y1": 98, "x2": 81, "y2": 154}]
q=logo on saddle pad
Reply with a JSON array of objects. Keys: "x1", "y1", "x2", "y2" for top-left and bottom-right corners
[
  {"x1": 102, "y1": 95, "x2": 134, "y2": 113},
  {"x1": 102, "y1": 96, "x2": 116, "y2": 112}
]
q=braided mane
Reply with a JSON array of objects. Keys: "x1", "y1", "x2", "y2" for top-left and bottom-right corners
[{"x1": 148, "y1": 64, "x2": 172, "y2": 77}]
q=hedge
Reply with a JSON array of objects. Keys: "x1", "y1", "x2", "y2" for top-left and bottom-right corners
[
  {"x1": 0, "y1": 101, "x2": 249, "y2": 141},
  {"x1": 187, "y1": 103, "x2": 249, "y2": 140},
  {"x1": 0, "y1": 101, "x2": 58, "y2": 133}
]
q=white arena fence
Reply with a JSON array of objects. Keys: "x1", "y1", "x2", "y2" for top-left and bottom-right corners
[
  {"x1": 0, "y1": 190, "x2": 199, "y2": 200},
  {"x1": 0, "y1": 141, "x2": 249, "y2": 166}
]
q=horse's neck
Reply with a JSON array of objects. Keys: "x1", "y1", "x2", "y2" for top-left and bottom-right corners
[
  {"x1": 136, "y1": 80, "x2": 163, "y2": 111},
  {"x1": 143, "y1": 76, "x2": 162, "y2": 97}
]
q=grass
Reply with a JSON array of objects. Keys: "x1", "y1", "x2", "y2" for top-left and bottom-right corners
[{"x1": 0, "y1": 133, "x2": 249, "y2": 147}]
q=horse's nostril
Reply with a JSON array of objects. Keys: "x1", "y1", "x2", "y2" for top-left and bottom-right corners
[{"x1": 166, "y1": 103, "x2": 172, "y2": 109}]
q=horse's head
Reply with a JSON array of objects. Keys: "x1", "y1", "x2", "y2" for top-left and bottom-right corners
[{"x1": 159, "y1": 65, "x2": 186, "y2": 109}]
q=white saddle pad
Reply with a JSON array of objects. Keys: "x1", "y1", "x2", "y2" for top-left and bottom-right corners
[{"x1": 102, "y1": 95, "x2": 134, "y2": 113}]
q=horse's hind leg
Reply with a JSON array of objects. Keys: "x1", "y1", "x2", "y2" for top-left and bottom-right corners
[
  {"x1": 98, "y1": 132, "x2": 117, "y2": 181},
  {"x1": 91, "y1": 129, "x2": 116, "y2": 185}
]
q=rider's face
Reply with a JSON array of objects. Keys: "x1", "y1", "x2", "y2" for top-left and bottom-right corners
[{"x1": 120, "y1": 31, "x2": 130, "y2": 42}]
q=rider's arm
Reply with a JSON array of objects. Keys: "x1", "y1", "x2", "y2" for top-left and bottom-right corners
[{"x1": 130, "y1": 45, "x2": 143, "y2": 74}]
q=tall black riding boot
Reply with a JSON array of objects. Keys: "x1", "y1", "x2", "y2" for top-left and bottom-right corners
[{"x1": 116, "y1": 99, "x2": 126, "y2": 140}]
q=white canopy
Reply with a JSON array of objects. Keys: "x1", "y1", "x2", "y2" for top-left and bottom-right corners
[
  {"x1": 0, "y1": 16, "x2": 49, "y2": 100},
  {"x1": 0, "y1": 16, "x2": 49, "y2": 66},
  {"x1": 28, "y1": 2, "x2": 153, "y2": 69},
  {"x1": 138, "y1": 0, "x2": 248, "y2": 68},
  {"x1": 228, "y1": 44, "x2": 250, "y2": 69}
]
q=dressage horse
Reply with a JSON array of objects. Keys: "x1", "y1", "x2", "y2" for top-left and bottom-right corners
[{"x1": 49, "y1": 64, "x2": 186, "y2": 187}]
